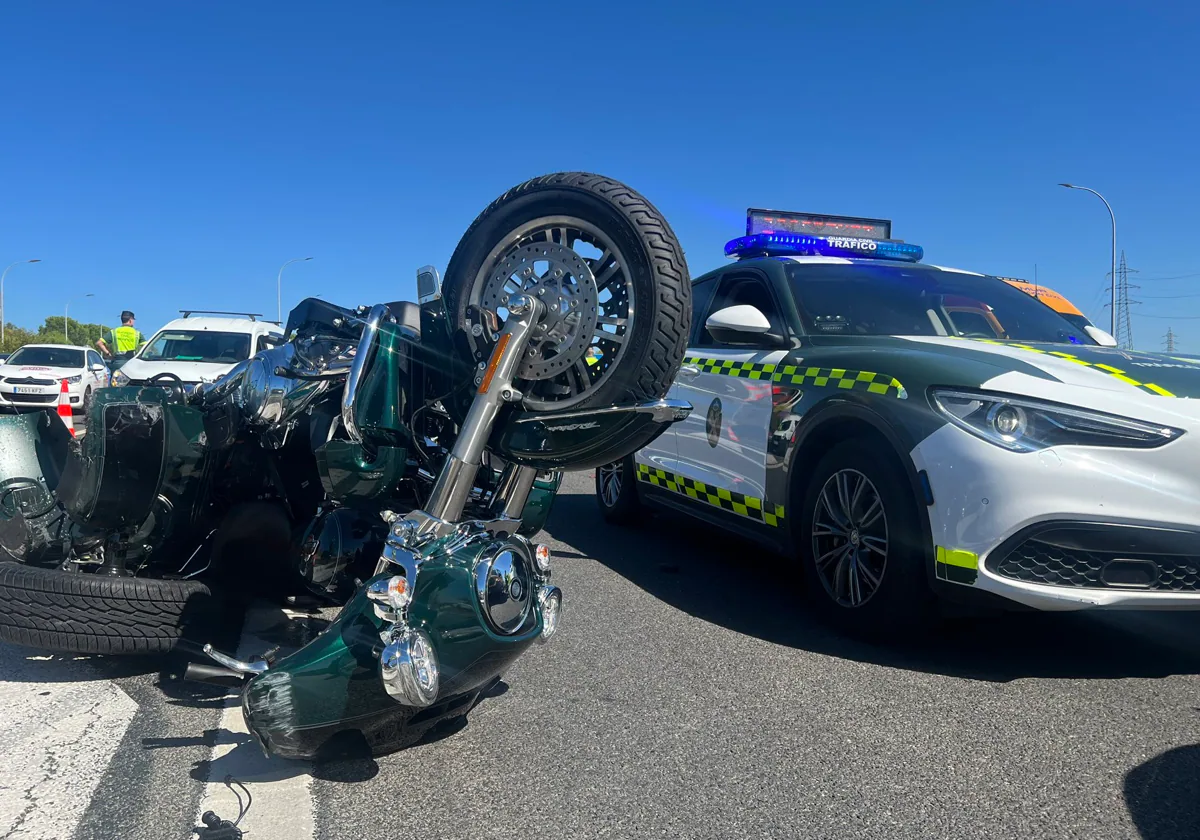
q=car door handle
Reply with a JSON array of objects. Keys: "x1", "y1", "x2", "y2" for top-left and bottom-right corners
[{"x1": 678, "y1": 365, "x2": 701, "y2": 379}]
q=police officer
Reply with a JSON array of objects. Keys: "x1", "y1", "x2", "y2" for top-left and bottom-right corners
[{"x1": 96, "y1": 311, "x2": 145, "y2": 359}]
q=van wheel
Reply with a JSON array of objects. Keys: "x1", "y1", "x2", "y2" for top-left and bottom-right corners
[
  {"x1": 798, "y1": 439, "x2": 932, "y2": 638},
  {"x1": 595, "y1": 457, "x2": 640, "y2": 524}
]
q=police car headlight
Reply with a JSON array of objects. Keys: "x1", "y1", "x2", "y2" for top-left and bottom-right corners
[
  {"x1": 931, "y1": 389, "x2": 1183, "y2": 451},
  {"x1": 65, "y1": 374, "x2": 83, "y2": 384},
  {"x1": 110, "y1": 370, "x2": 130, "y2": 387}
]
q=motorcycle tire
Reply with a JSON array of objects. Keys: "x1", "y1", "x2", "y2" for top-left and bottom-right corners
[
  {"x1": 0, "y1": 562, "x2": 226, "y2": 655},
  {"x1": 442, "y1": 172, "x2": 691, "y2": 414}
]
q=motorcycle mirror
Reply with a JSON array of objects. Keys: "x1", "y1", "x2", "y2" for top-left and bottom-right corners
[{"x1": 417, "y1": 265, "x2": 442, "y2": 303}]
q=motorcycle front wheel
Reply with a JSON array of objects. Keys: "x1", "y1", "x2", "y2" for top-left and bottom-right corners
[{"x1": 442, "y1": 172, "x2": 691, "y2": 414}]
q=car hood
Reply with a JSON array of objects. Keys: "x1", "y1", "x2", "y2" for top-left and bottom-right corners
[
  {"x1": 0, "y1": 364, "x2": 83, "y2": 380},
  {"x1": 119, "y1": 358, "x2": 241, "y2": 382},
  {"x1": 900, "y1": 337, "x2": 1200, "y2": 400}
]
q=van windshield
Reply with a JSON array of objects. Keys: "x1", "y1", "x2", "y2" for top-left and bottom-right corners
[{"x1": 139, "y1": 330, "x2": 251, "y2": 364}]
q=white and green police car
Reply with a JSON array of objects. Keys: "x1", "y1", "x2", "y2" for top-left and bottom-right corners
[{"x1": 596, "y1": 209, "x2": 1200, "y2": 634}]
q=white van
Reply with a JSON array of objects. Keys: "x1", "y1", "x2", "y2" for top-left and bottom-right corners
[{"x1": 110, "y1": 310, "x2": 283, "y2": 391}]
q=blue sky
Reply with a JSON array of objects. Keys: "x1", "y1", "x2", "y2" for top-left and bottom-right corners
[{"x1": 2, "y1": 1, "x2": 1198, "y2": 349}]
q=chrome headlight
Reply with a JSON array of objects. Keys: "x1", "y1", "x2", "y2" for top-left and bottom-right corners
[
  {"x1": 110, "y1": 369, "x2": 130, "y2": 387},
  {"x1": 380, "y1": 627, "x2": 439, "y2": 707},
  {"x1": 474, "y1": 542, "x2": 534, "y2": 635},
  {"x1": 537, "y1": 585, "x2": 562, "y2": 644},
  {"x1": 930, "y1": 388, "x2": 1184, "y2": 452},
  {"x1": 66, "y1": 374, "x2": 83, "y2": 384}
]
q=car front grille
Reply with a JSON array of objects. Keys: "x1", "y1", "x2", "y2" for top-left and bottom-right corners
[
  {"x1": 989, "y1": 538, "x2": 1200, "y2": 592},
  {"x1": 1, "y1": 393, "x2": 58, "y2": 404}
]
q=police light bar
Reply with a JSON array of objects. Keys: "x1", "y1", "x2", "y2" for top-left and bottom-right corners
[
  {"x1": 747, "y1": 209, "x2": 892, "y2": 240},
  {"x1": 725, "y1": 232, "x2": 924, "y2": 263}
]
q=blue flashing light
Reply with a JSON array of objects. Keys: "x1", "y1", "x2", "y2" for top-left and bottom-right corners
[{"x1": 725, "y1": 232, "x2": 924, "y2": 263}]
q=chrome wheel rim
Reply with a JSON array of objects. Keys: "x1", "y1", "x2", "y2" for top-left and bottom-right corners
[
  {"x1": 598, "y1": 462, "x2": 623, "y2": 508},
  {"x1": 468, "y1": 216, "x2": 635, "y2": 412},
  {"x1": 811, "y1": 469, "x2": 888, "y2": 608}
]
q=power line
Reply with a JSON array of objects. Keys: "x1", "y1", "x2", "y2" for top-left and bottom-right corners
[
  {"x1": 1135, "y1": 271, "x2": 1200, "y2": 282},
  {"x1": 1139, "y1": 292, "x2": 1200, "y2": 299}
]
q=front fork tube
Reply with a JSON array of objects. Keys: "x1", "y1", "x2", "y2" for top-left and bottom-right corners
[{"x1": 421, "y1": 295, "x2": 543, "y2": 529}]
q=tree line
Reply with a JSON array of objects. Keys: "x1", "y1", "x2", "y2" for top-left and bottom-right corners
[{"x1": 1, "y1": 317, "x2": 112, "y2": 355}]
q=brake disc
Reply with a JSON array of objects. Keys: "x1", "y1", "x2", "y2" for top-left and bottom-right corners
[{"x1": 479, "y1": 241, "x2": 599, "y2": 381}]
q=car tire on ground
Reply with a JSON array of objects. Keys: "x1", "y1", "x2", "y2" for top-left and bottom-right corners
[
  {"x1": 798, "y1": 439, "x2": 933, "y2": 638},
  {"x1": 595, "y1": 456, "x2": 640, "y2": 524},
  {"x1": 79, "y1": 386, "x2": 93, "y2": 416},
  {"x1": 0, "y1": 562, "x2": 227, "y2": 655}
]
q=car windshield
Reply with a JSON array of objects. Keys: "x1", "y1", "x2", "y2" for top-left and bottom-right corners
[
  {"x1": 138, "y1": 330, "x2": 251, "y2": 364},
  {"x1": 5, "y1": 347, "x2": 85, "y2": 367},
  {"x1": 787, "y1": 263, "x2": 1096, "y2": 345}
]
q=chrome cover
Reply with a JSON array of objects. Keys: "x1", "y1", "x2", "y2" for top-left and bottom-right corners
[{"x1": 474, "y1": 541, "x2": 534, "y2": 635}]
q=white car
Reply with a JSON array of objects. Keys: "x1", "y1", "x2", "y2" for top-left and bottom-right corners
[
  {"x1": 596, "y1": 209, "x2": 1200, "y2": 635},
  {"x1": 111, "y1": 311, "x2": 284, "y2": 392},
  {"x1": 0, "y1": 344, "x2": 109, "y2": 414}
]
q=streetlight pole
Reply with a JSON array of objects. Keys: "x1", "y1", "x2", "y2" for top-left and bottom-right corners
[
  {"x1": 65, "y1": 293, "x2": 94, "y2": 343},
  {"x1": 277, "y1": 257, "x2": 313, "y2": 324},
  {"x1": 1059, "y1": 183, "x2": 1117, "y2": 337},
  {"x1": 1, "y1": 259, "x2": 42, "y2": 346}
]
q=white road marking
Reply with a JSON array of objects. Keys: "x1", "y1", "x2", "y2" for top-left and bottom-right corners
[
  {"x1": 0, "y1": 647, "x2": 137, "y2": 840},
  {"x1": 193, "y1": 605, "x2": 315, "y2": 840}
]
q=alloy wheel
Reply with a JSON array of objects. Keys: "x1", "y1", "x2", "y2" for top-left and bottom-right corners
[
  {"x1": 597, "y1": 462, "x2": 623, "y2": 508},
  {"x1": 811, "y1": 468, "x2": 888, "y2": 608}
]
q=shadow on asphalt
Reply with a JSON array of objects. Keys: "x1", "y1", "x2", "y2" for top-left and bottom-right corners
[
  {"x1": 0, "y1": 645, "x2": 166, "y2": 682},
  {"x1": 1124, "y1": 739, "x2": 1200, "y2": 840},
  {"x1": 545, "y1": 490, "x2": 1200, "y2": 683}
]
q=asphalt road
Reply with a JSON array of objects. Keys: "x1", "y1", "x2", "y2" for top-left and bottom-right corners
[{"x1": 4, "y1": 471, "x2": 1200, "y2": 839}]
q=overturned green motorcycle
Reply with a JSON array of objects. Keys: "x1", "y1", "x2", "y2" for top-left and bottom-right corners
[{"x1": 0, "y1": 172, "x2": 692, "y2": 758}]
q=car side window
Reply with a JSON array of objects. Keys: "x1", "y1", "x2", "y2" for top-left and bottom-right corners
[
  {"x1": 696, "y1": 272, "x2": 784, "y2": 347},
  {"x1": 256, "y1": 334, "x2": 273, "y2": 354},
  {"x1": 87, "y1": 351, "x2": 104, "y2": 368}
]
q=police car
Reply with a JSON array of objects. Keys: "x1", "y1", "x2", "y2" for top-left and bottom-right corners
[{"x1": 596, "y1": 209, "x2": 1200, "y2": 634}]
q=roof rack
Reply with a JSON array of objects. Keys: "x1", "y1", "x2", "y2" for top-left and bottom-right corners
[{"x1": 178, "y1": 310, "x2": 264, "y2": 321}]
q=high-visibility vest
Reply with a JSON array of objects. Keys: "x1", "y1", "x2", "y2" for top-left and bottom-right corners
[{"x1": 109, "y1": 325, "x2": 144, "y2": 354}]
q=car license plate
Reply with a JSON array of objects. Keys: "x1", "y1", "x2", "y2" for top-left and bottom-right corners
[{"x1": 13, "y1": 386, "x2": 43, "y2": 395}]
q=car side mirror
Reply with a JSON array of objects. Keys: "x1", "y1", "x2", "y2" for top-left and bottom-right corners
[
  {"x1": 259, "y1": 334, "x2": 284, "y2": 348},
  {"x1": 91, "y1": 363, "x2": 106, "y2": 372},
  {"x1": 705, "y1": 305, "x2": 787, "y2": 348},
  {"x1": 1084, "y1": 325, "x2": 1118, "y2": 347}
]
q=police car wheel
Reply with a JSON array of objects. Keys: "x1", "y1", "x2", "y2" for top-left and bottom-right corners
[
  {"x1": 79, "y1": 386, "x2": 93, "y2": 415},
  {"x1": 799, "y1": 439, "x2": 932, "y2": 637},
  {"x1": 595, "y1": 457, "x2": 640, "y2": 524}
]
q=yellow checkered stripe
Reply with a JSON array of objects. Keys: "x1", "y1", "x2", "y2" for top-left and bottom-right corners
[
  {"x1": 684, "y1": 356, "x2": 778, "y2": 380},
  {"x1": 962, "y1": 338, "x2": 1175, "y2": 397},
  {"x1": 771, "y1": 365, "x2": 905, "y2": 397},
  {"x1": 636, "y1": 464, "x2": 785, "y2": 527},
  {"x1": 683, "y1": 357, "x2": 906, "y2": 398}
]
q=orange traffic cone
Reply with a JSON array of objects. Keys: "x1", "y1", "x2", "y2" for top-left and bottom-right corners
[{"x1": 57, "y1": 379, "x2": 75, "y2": 437}]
